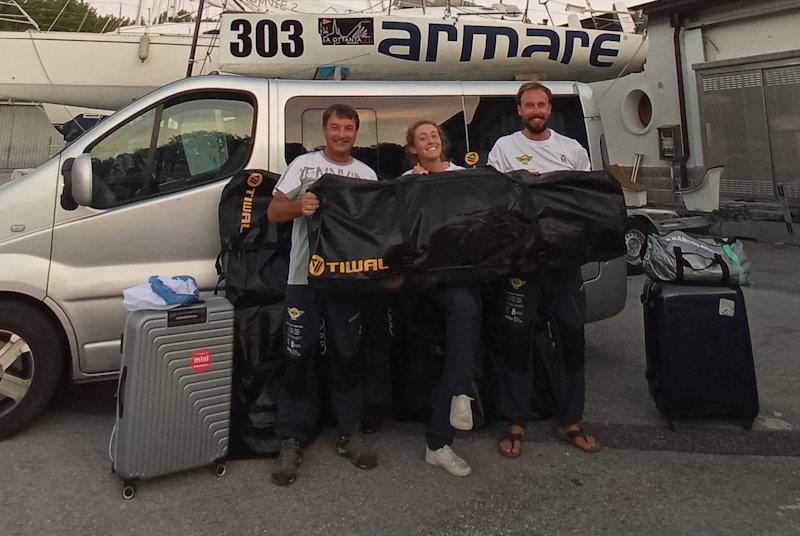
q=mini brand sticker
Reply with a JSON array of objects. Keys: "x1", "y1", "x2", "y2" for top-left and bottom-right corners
[
  {"x1": 190, "y1": 348, "x2": 213, "y2": 373},
  {"x1": 719, "y1": 298, "x2": 735, "y2": 317}
]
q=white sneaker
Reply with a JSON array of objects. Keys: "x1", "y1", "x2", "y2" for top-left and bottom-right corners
[
  {"x1": 449, "y1": 394, "x2": 474, "y2": 430},
  {"x1": 425, "y1": 445, "x2": 472, "y2": 477}
]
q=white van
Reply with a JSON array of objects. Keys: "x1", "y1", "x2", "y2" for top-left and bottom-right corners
[{"x1": 0, "y1": 75, "x2": 626, "y2": 438}]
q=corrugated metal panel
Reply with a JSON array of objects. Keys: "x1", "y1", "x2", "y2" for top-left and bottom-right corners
[
  {"x1": 0, "y1": 104, "x2": 64, "y2": 169},
  {"x1": 764, "y1": 65, "x2": 800, "y2": 201},
  {"x1": 697, "y1": 52, "x2": 800, "y2": 205},
  {"x1": 699, "y1": 70, "x2": 774, "y2": 200}
]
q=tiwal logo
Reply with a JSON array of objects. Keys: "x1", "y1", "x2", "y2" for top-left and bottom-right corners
[
  {"x1": 309, "y1": 254, "x2": 326, "y2": 277},
  {"x1": 308, "y1": 255, "x2": 389, "y2": 277},
  {"x1": 516, "y1": 154, "x2": 531, "y2": 165},
  {"x1": 239, "y1": 172, "x2": 262, "y2": 233}
]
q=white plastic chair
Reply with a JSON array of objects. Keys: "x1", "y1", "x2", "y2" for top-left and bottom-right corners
[
  {"x1": 678, "y1": 166, "x2": 723, "y2": 212},
  {"x1": 607, "y1": 164, "x2": 647, "y2": 207}
]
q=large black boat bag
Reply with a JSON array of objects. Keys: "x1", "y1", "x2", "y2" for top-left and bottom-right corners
[
  {"x1": 307, "y1": 168, "x2": 625, "y2": 292},
  {"x1": 215, "y1": 169, "x2": 291, "y2": 307}
]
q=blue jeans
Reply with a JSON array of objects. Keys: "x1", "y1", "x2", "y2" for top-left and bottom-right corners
[{"x1": 426, "y1": 285, "x2": 482, "y2": 450}]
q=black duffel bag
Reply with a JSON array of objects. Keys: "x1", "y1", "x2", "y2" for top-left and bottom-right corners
[
  {"x1": 510, "y1": 169, "x2": 627, "y2": 268},
  {"x1": 307, "y1": 168, "x2": 625, "y2": 293},
  {"x1": 215, "y1": 169, "x2": 291, "y2": 307}
]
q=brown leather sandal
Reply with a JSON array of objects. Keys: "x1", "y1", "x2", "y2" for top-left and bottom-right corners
[
  {"x1": 557, "y1": 428, "x2": 600, "y2": 453},
  {"x1": 498, "y1": 433, "x2": 524, "y2": 458}
]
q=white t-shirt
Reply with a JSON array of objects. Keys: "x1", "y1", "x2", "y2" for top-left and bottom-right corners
[
  {"x1": 487, "y1": 130, "x2": 591, "y2": 174},
  {"x1": 274, "y1": 151, "x2": 377, "y2": 285},
  {"x1": 401, "y1": 162, "x2": 464, "y2": 175}
]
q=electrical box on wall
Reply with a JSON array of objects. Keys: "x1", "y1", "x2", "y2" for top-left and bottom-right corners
[{"x1": 657, "y1": 124, "x2": 683, "y2": 161}]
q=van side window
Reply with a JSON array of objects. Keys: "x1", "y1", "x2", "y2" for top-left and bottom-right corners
[
  {"x1": 88, "y1": 94, "x2": 255, "y2": 209},
  {"x1": 284, "y1": 96, "x2": 468, "y2": 179},
  {"x1": 463, "y1": 95, "x2": 590, "y2": 165}
]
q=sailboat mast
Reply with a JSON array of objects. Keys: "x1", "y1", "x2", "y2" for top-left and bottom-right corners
[{"x1": 186, "y1": 0, "x2": 206, "y2": 77}]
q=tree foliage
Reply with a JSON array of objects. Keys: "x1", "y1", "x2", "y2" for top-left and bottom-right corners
[{"x1": 0, "y1": 0, "x2": 193, "y2": 32}]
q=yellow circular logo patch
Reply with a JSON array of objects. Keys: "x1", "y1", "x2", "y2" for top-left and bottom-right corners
[
  {"x1": 247, "y1": 172, "x2": 263, "y2": 188},
  {"x1": 464, "y1": 152, "x2": 480, "y2": 167},
  {"x1": 309, "y1": 254, "x2": 326, "y2": 277}
]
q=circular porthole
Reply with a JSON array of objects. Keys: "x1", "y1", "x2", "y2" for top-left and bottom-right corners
[{"x1": 621, "y1": 89, "x2": 654, "y2": 134}]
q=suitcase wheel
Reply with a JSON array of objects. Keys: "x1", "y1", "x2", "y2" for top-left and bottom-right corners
[
  {"x1": 666, "y1": 418, "x2": 677, "y2": 432},
  {"x1": 121, "y1": 482, "x2": 137, "y2": 500},
  {"x1": 742, "y1": 418, "x2": 756, "y2": 431},
  {"x1": 214, "y1": 462, "x2": 227, "y2": 478}
]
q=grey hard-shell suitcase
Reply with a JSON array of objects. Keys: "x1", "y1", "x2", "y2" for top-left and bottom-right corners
[{"x1": 112, "y1": 296, "x2": 234, "y2": 499}]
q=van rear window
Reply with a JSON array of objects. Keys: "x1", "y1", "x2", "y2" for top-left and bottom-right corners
[
  {"x1": 283, "y1": 93, "x2": 588, "y2": 178},
  {"x1": 462, "y1": 95, "x2": 589, "y2": 157}
]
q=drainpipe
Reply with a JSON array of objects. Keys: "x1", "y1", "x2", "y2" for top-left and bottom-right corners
[{"x1": 671, "y1": 12, "x2": 690, "y2": 188}]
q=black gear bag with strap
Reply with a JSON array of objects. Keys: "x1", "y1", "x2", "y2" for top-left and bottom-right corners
[{"x1": 215, "y1": 169, "x2": 291, "y2": 307}]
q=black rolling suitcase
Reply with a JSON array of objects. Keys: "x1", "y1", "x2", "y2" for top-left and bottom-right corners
[{"x1": 641, "y1": 280, "x2": 759, "y2": 429}]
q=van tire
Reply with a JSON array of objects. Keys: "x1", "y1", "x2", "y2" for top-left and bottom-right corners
[
  {"x1": 625, "y1": 218, "x2": 656, "y2": 275},
  {"x1": 0, "y1": 301, "x2": 65, "y2": 440}
]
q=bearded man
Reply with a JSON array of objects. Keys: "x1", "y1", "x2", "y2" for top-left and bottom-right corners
[{"x1": 486, "y1": 81, "x2": 600, "y2": 459}]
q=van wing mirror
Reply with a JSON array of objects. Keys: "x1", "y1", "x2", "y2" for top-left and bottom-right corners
[{"x1": 71, "y1": 153, "x2": 94, "y2": 206}]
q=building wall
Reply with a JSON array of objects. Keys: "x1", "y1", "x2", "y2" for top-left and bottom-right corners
[
  {"x1": 592, "y1": 0, "x2": 800, "y2": 190},
  {"x1": 0, "y1": 104, "x2": 64, "y2": 170},
  {"x1": 590, "y1": 17, "x2": 685, "y2": 176},
  {"x1": 698, "y1": 6, "x2": 800, "y2": 62}
]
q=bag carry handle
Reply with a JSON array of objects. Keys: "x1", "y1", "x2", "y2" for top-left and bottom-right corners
[
  {"x1": 721, "y1": 244, "x2": 746, "y2": 285},
  {"x1": 117, "y1": 366, "x2": 127, "y2": 419},
  {"x1": 673, "y1": 246, "x2": 730, "y2": 283}
]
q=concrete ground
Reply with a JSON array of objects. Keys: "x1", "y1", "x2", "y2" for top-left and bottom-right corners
[
  {"x1": 0, "y1": 241, "x2": 799, "y2": 535},
  {"x1": 585, "y1": 240, "x2": 800, "y2": 457}
]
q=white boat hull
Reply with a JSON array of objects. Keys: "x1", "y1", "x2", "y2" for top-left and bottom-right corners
[
  {"x1": 0, "y1": 31, "x2": 219, "y2": 110},
  {"x1": 219, "y1": 12, "x2": 647, "y2": 82}
]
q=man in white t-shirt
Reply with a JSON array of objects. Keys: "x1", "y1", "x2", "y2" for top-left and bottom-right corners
[
  {"x1": 267, "y1": 104, "x2": 378, "y2": 486},
  {"x1": 487, "y1": 81, "x2": 600, "y2": 459}
]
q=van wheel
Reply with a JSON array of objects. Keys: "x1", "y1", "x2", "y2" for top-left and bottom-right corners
[
  {"x1": 0, "y1": 301, "x2": 65, "y2": 440},
  {"x1": 625, "y1": 218, "x2": 656, "y2": 275}
]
